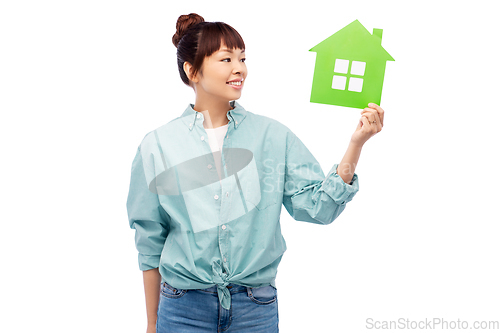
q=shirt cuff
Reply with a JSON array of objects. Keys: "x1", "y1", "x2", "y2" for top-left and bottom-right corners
[
  {"x1": 322, "y1": 163, "x2": 359, "y2": 205},
  {"x1": 138, "y1": 253, "x2": 161, "y2": 271}
]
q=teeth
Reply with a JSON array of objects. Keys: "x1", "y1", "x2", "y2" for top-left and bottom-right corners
[{"x1": 227, "y1": 81, "x2": 242, "y2": 86}]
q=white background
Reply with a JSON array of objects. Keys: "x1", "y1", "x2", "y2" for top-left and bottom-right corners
[{"x1": 1, "y1": 0, "x2": 499, "y2": 332}]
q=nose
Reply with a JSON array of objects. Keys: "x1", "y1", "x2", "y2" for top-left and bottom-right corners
[{"x1": 232, "y1": 61, "x2": 245, "y2": 75}]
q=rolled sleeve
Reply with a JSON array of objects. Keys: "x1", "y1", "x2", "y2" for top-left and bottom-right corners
[
  {"x1": 322, "y1": 163, "x2": 359, "y2": 205},
  {"x1": 137, "y1": 254, "x2": 162, "y2": 271},
  {"x1": 126, "y1": 145, "x2": 169, "y2": 271},
  {"x1": 282, "y1": 132, "x2": 359, "y2": 225}
]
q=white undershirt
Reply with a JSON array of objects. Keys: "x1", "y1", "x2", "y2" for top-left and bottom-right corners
[
  {"x1": 204, "y1": 123, "x2": 228, "y2": 152},
  {"x1": 204, "y1": 124, "x2": 229, "y2": 183}
]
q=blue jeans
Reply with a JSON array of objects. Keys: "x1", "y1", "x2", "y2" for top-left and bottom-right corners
[{"x1": 156, "y1": 281, "x2": 279, "y2": 332}]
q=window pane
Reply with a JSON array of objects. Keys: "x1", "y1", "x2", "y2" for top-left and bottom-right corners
[
  {"x1": 333, "y1": 59, "x2": 349, "y2": 74},
  {"x1": 332, "y1": 75, "x2": 347, "y2": 90},
  {"x1": 348, "y1": 77, "x2": 363, "y2": 92},
  {"x1": 350, "y1": 61, "x2": 366, "y2": 76}
]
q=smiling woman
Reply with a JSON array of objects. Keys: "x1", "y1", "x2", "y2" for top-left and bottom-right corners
[{"x1": 128, "y1": 11, "x2": 373, "y2": 333}]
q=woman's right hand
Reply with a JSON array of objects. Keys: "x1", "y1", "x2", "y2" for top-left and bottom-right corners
[
  {"x1": 146, "y1": 324, "x2": 156, "y2": 333},
  {"x1": 350, "y1": 103, "x2": 384, "y2": 147}
]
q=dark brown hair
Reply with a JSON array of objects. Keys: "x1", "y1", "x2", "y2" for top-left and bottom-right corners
[{"x1": 172, "y1": 13, "x2": 245, "y2": 86}]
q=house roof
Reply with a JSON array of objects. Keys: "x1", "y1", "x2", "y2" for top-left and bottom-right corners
[{"x1": 309, "y1": 19, "x2": 394, "y2": 61}]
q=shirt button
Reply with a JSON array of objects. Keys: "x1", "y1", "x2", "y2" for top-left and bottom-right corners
[
  {"x1": 197, "y1": 114, "x2": 201, "y2": 118},
  {"x1": 226, "y1": 192, "x2": 229, "y2": 197},
  {"x1": 214, "y1": 194, "x2": 219, "y2": 200},
  {"x1": 221, "y1": 225, "x2": 226, "y2": 230},
  {"x1": 224, "y1": 257, "x2": 227, "y2": 262},
  {"x1": 235, "y1": 120, "x2": 238, "y2": 124},
  {"x1": 207, "y1": 164, "x2": 212, "y2": 169},
  {"x1": 201, "y1": 136, "x2": 205, "y2": 141}
]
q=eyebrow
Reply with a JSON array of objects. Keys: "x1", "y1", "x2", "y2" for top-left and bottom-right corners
[{"x1": 219, "y1": 49, "x2": 245, "y2": 54}]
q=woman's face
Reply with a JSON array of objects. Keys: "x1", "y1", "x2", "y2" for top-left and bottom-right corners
[{"x1": 192, "y1": 43, "x2": 247, "y2": 103}]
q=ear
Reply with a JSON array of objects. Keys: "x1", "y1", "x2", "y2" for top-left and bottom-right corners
[{"x1": 183, "y1": 61, "x2": 199, "y2": 83}]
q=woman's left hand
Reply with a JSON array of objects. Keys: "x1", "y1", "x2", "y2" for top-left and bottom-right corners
[{"x1": 350, "y1": 103, "x2": 384, "y2": 147}]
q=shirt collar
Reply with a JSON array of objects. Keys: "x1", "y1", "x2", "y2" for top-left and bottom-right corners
[{"x1": 181, "y1": 100, "x2": 247, "y2": 131}]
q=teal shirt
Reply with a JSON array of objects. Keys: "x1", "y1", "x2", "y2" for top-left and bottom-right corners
[{"x1": 126, "y1": 101, "x2": 359, "y2": 310}]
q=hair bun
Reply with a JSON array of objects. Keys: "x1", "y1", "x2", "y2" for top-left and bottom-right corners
[{"x1": 172, "y1": 13, "x2": 205, "y2": 48}]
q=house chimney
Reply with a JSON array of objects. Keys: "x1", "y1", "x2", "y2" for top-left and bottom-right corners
[{"x1": 373, "y1": 28, "x2": 383, "y2": 43}]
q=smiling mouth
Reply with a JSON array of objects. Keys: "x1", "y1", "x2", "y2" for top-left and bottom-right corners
[{"x1": 226, "y1": 81, "x2": 242, "y2": 86}]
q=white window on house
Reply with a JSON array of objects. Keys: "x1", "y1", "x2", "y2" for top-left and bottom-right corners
[{"x1": 332, "y1": 59, "x2": 366, "y2": 92}]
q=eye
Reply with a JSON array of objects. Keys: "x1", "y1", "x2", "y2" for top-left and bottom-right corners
[
  {"x1": 222, "y1": 58, "x2": 231, "y2": 62},
  {"x1": 240, "y1": 58, "x2": 246, "y2": 62}
]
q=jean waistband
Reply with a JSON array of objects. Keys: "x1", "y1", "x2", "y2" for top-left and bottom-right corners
[{"x1": 198, "y1": 283, "x2": 248, "y2": 294}]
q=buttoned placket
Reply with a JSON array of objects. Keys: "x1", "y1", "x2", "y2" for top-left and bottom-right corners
[
  {"x1": 218, "y1": 113, "x2": 233, "y2": 275},
  {"x1": 190, "y1": 109, "x2": 236, "y2": 310}
]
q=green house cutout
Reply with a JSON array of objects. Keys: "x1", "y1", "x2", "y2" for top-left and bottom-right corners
[{"x1": 309, "y1": 20, "x2": 394, "y2": 109}]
